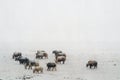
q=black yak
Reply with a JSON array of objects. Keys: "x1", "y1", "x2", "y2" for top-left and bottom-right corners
[
  {"x1": 12, "y1": 52, "x2": 22, "y2": 59},
  {"x1": 86, "y1": 60, "x2": 98, "y2": 69},
  {"x1": 47, "y1": 62, "x2": 56, "y2": 71}
]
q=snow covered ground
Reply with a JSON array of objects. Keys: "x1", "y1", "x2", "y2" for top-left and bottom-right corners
[{"x1": 0, "y1": 50, "x2": 120, "y2": 80}]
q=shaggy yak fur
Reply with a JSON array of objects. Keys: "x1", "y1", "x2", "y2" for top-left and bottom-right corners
[
  {"x1": 86, "y1": 60, "x2": 98, "y2": 69},
  {"x1": 36, "y1": 52, "x2": 48, "y2": 59},
  {"x1": 33, "y1": 66, "x2": 43, "y2": 73},
  {"x1": 12, "y1": 52, "x2": 22, "y2": 59},
  {"x1": 47, "y1": 62, "x2": 57, "y2": 71},
  {"x1": 18, "y1": 57, "x2": 29, "y2": 64},
  {"x1": 52, "y1": 50, "x2": 66, "y2": 59},
  {"x1": 55, "y1": 56, "x2": 66, "y2": 64},
  {"x1": 25, "y1": 61, "x2": 39, "y2": 69}
]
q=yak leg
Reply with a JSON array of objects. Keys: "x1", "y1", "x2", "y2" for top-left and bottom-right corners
[
  {"x1": 90, "y1": 64, "x2": 92, "y2": 69},
  {"x1": 28, "y1": 65, "x2": 32, "y2": 69},
  {"x1": 47, "y1": 67, "x2": 50, "y2": 71},
  {"x1": 62, "y1": 61, "x2": 64, "y2": 64},
  {"x1": 52, "y1": 67, "x2": 54, "y2": 71},
  {"x1": 25, "y1": 65, "x2": 27, "y2": 69},
  {"x1": 55, "y1": 67, "x2": 57, "y2": 71}
]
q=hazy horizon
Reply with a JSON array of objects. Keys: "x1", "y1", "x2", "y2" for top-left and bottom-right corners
[{"x1": 0, "y1": 0, "x2": 120, "y2": 53}]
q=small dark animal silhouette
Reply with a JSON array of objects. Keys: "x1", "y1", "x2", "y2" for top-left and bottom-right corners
[
  {"x1": 52, "y1": 50, "x2": 66, "y2": 59},
  {"x1": 25, "y1": 61, "x2": 39, "y2": 69},
  {"x1": 47, "y1": 62, "x2": 56, "y2": 71},
  {"x1": 18, "y1": 57, "x2": 29, "y2": 64},
  {"x1": 55, "y1": 56, "x2": 66, "y2": 64},
  {"x1": 36, "y1": 50, "x2": 48, "y2": 59},
  {"x1": 12, "y1": 52, "x2": 22, "y2": 59},
  {"x1": 86, "y1": 60, "x2": 98, "y2": 69},
  {"x1": 52, "y1": 50, "x2": 62, "y2": 54}
]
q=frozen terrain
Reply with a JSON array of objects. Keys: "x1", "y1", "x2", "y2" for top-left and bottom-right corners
[{"x1": 0, "y1": 50, "x2": 120, "y2": 80}]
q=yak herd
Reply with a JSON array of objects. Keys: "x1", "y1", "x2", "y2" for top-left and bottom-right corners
[{"x1": 12, "y1": 50, "x2": 98, "y2": 74}]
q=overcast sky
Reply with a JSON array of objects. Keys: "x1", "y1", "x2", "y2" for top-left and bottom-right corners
[{"x1": 0, "y1": 0, "x2": 120, "y2": 53}]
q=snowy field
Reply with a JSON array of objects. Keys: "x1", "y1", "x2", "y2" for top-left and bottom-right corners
[
  {"x1": 0, "y1": 50, "x2": 120, "y2": 80},
  {"x1": 0, "y1": 0, "x2": 120, "y2": 80}
]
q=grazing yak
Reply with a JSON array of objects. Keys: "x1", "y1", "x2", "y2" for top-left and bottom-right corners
[
  {"x1": 18, "y1": 57, "x2": 29, "y2": 64},
  {"x1": 52, "y1": 50, "x2": 66, "y2": 59},
  {"x1": 12, "y1": 52, "x2": 22, "y2": 59},
  {"x1": 86, "y1": 60, "x2": 98, "y2": 69},
  {"x1": 33, "y1": 66, "x2": 43, "y2": 73},
  {"x1": 25, "y1": 61, "x2": 39, "y2": 69},
  {"x1": 47, "y1": 62, "x2": 56, "y2": 71},
  {"x1": 36, "y1": 50, "x2": 48, "y2": 59},
  {"x1": 55, "y1": 56, "x2": 66, "y2": 64}
]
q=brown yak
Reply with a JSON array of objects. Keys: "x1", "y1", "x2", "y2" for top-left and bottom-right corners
[
  {"x1": 25, "y1": 61, "x2": 39, "y2": 69},
  {"x1": 33, "y1": 66, "x2": 43, "y2": 73},
  {"x1": 36, "y1": 50, "x2": 48, "y2": 59},
  {"x1": 55, "y1": 56, "x2": 66, "y2": 64},
  {"x1": 52, "y1": 50, "x2": 66, "y2": 59}
]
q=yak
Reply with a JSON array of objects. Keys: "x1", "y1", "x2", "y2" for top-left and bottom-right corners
[
  {"x1": 47, "y1": 62, "x2": 56, "y2": 71},
  {"x1": 86, "y1": 60, "x2": 98, "y2": 69}
]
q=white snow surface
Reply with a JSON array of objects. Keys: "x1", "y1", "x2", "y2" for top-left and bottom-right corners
[{"x1": 0, "y1": 51, "x2": 120, "y2": 80}]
